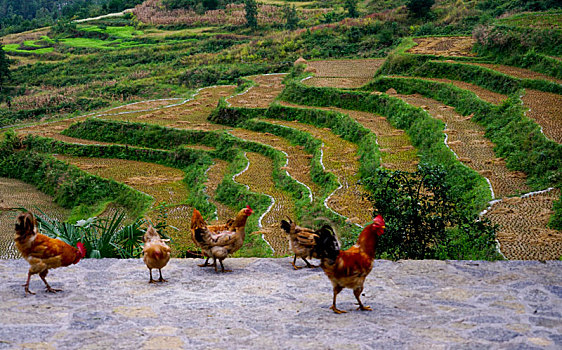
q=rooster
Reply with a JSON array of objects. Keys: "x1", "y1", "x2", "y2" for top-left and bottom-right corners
[
  {"x1": 142, "y1": 226, "x2": 171, "y2": 283},
  {"x1": 191, "y1": 205, "x2": 253, "y2": 272},
  {"x1": 280, "y1": 218, "x2": 324, "y2": 269},
  {"x1": 314, "y1": 215, "x2": 385, "y2": 313},
  {"x1": 14, "y1": 212, "x2": 87, "y2": 295}
]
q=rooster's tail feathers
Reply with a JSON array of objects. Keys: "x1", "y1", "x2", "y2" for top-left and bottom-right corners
[{"x1": 314, "y1": 225, "x2": 340, "y2": 261}]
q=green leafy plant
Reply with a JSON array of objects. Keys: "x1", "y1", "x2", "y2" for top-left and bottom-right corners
[{"x1": 35, "y1": 209, "x2": 149, "y2": 259}]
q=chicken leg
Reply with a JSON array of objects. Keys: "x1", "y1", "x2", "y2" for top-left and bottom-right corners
[
  {"x1": 354, "y1": 288, "x2": 372, "y2": 311},
  {"x1": 330, "y1": 285, "x2": 346, "y2": 314},
  {"x1": 39, "y1": 270, "x2": 61, "y2": 293}
]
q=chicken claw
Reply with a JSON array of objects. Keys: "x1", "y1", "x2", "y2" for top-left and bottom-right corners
[
  {"x1": 45, "y1": 286, "x2": 62, "y2": 293},
  {"x1": 357, "y1": 305, "x2": 372, "y2": 311},
  {"x1": 330, "y1": 305, "x2": 347, "y2": 314}
]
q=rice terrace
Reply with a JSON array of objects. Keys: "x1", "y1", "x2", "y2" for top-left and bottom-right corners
[{"x1": 0, "y1": 0, "x2": 561, "y2": 348}]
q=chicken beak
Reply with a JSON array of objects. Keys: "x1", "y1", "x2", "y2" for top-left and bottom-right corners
[{"x1": 381, "y1": 225, "x2": 385, "y2": 229}]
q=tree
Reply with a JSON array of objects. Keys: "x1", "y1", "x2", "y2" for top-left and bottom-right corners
[
  {"x1": 366, "y1": 165, "x2": 500, "y2": 260},
  {"x1": 0, "y1": 43, "x2": 10, "y2": 98},
  {"x1": 284, "y1": 5, "x2": 298, "y2": 30},
  {"x1": 344, "y1": 0, "x2": 359, "y2": 18},
  {"x1": 406, "y1": 0, "x2": 435, "y2": 18},
  {"x1": 245, "y1": 0, "x2": 258, "y2": 29}
]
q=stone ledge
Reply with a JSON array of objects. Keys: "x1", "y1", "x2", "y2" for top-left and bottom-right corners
[{"x1": 0, "y1": 258, "x2": 561, "y2": 349}]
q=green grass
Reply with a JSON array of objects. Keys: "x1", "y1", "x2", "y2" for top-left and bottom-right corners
[
  {"x1": 59, "y1": 37, "x2": 150, "y2": 50},
  {"x1": 496, "y1": 11, "x2": 562, "y2": 30},
  {"x1": 2, "y1": 43, "x2": 54, "y2": 54},
  {"x1": 78, "y1": 25, "x2": 144, "y2": 38}
]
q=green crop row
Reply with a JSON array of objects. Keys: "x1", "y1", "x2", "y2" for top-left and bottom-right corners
[
  {"x1": 0, "y1": 142, "x2": 151, "y2": 221},
  {"x1": 363, "y1": 76, "x2": 562, "y2": 230},
  {"x1": 379, "y1": 55, "x2": 562, "y2": 95},
  {"x1": 278, "y1": 81, "x2": 491, "y2": 214}
]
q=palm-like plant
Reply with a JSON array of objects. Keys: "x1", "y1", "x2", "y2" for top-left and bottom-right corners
[{"x1": 35, "y1": 209, "x2": 147, "y2": 259}]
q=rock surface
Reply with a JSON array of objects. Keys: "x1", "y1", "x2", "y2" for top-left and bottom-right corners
[{"x1": 0, "y1": 258, "x2": 561, "y2": 349}]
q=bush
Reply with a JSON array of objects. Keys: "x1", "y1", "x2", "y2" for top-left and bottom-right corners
[{"x1": 366, "y1": 166, "x2": 502, "y2": 260}]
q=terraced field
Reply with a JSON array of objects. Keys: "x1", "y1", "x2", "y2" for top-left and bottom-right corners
[
  {"x1": 465, "y1": 62, "x2": 562, "y2": 84},
  {"x1": 227, "y1": 74, "x2": 286, "y2": 108},
  {"x1": 407, "y1": 37, "x2": 476, "y2": 57},
  {"x1": 204, "y1": 160, "x2": 236, "y2": 225},
  {"x1": 229, "y1": 128, "x2": 320, "y2": 201},
  {"x1": 281, "y1": 101, "x2": 418, "y2": 172},
  {"x1": 263, "y1": 118, "x2": 372, "y2": 226},
  {"x1": 408, "y1": 77, "x2": 509, "y2": 105},
  {"x1": 4, "y1": 52, "x2": 561, "y2": 261},
  {"x1": 234, "y1": 152, "x2": 296, "y2": 256},
  {"x1": 394, "y1": 93, "x2": 530, "y2": 198},
  {"x1": 303, "y1": 59, "x2": 384, "y2": 88},
  {"x1": 52, "y1": 155, "x2": 194, "y2": 254},
  {"x1": 484, "y1": 189, "x2": 562, "y2": 260},
  {"x1": 0, "y1": 178, "x2": 71, "y2": 259},
  {"x1": 520, "y1": 89, "x2": 562, "y2": 144},
  {"x1": 103, "y1": 86, "x2": 236, "y2": 131}
]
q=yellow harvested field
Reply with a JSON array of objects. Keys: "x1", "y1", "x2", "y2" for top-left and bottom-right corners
[
  {"x1": 484, "y1": 189, "x2": 562, "y2": 260},
  {"x1": 102, "y1": 85, "x2": 236, "y2": 131},
  {"x1": 305, "y1": 59, "x2": 385, "y2": 78},
  {"x1": 103, "y1": 98, "x2": 184, "y2": 114},
  {"x1": 234, "y1": 152, "x2": 296, "y2": 256},
  {"x1": 395, "y1": 93, "x2": 530, "y2": 198},
  {"x1": 228, "y1": 74, "x2": 286, "y2": 108},
  {"x1": 264, "y1": 118, "x2": 372, "y2": 226},
  {"x1": 0, "y1": 178, "x2": 71, "y2": 259},
  {"x1": 229, "y1": 128, "x2": 320, "y2": 201},
  {"x1": 280, "y1": 101, "x2": 418, "y2": 172},
  {"x1": 204, "y1": 160, "x2": 236, "y2": 225},
  {"x1": 466, "y1": 63, "x2": 562, "y2": 84},
  {"x1": 408, "y1": 37, "x2": 476, "y2": 57},
  {"x1": 53, "y1": 155, "x2": 188, "y2": 206},
  {"x1": 521, "y1": 90, "x2": 562, "y2": 144},
  {"x1": 303, "y1": 77, "x2": 372, "y2": 89}
]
